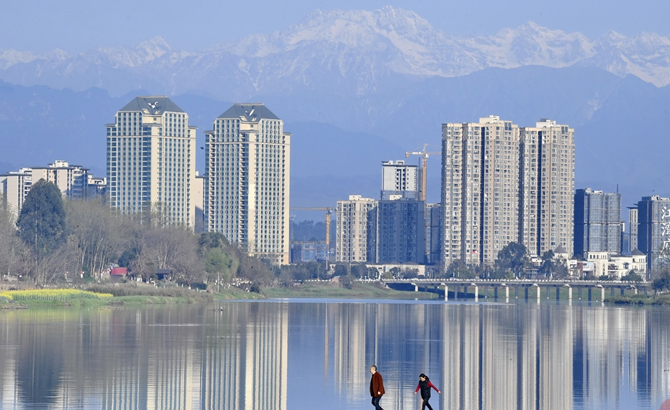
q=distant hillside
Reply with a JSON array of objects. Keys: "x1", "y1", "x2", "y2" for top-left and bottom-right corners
[{"x1": 1, "y1": 67, "x2": 669, "y2": 209}]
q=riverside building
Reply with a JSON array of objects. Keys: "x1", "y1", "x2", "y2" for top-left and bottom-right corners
[
  {"x1": 631, "y1": 195, "x2": 670, "y2": 272},
  {"x1": 106, "y1": 96, "x2": 197, "y2": 228},
  {"x1": 574, "y1": 188, "x2": 622, "y2": 257},
  {"x1": 204, "y1": 103, "x2": 291, "y2": 265},
  {"x1": 336, "y1": 195, "x2": 376, "y2": 263},
  {"x1": 440, "y1": 116, "x2": 575, "y2": 272}
]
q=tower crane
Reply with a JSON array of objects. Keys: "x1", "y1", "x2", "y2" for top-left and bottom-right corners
[
  {"x1": 405, "y1": 144, "x2": 440, "y2": 202},
  {"x1": 290, "y1": 207, "x2": 334, "y2": 267}
]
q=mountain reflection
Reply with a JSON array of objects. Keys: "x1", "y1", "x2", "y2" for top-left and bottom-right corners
[{"x1": 0, "y1": 302, "x2": 668, "y2": 409}]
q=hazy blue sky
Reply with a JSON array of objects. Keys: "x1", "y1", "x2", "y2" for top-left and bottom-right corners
[{"x1": 1, "y1": 0, "x2": 667, "y2": 53}]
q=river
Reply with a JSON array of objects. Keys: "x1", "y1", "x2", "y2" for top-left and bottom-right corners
[{"x1": 0, "y1": 299, "x2": 668, "y2": 409}]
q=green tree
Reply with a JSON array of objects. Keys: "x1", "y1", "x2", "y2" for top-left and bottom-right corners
[
  {"x1": 495, "y1": 242, "x2": 529, "y2": 277},
  {"x1": 652, "y1": 268, "x2": 670, "y2": 294},
  {"x1": 621, "y1": 270, "x2": 643, "y2": 282},
  {"x1": 16, "y1": 180, "x2": 66, "y2": 255}
]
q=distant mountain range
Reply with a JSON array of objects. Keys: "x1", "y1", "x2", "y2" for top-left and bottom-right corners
[
  {"x1": 2, "y1": 7, "x2": 670, "y2": 98},
  {"x1": 1, "y1": 7, "x2": 670, "y2": 212}
]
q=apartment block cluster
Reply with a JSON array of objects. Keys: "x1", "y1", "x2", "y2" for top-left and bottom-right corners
[
  {"x1": 106, "y1": 97, "x2": 291, "y2": 265},
  {"x1": 1, "y1": 160, "x2": 106, "y2": 216},
  {"x1": 1, "y1": 96, "x2": 292, "y2": 265},
  {"x1": 334, "y1": 115, "x2": 661, "y2": 280}
]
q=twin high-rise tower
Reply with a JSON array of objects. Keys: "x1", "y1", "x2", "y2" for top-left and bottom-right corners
[
  {"x1": 441, "y1": 116, "x2": 574, "y2": 271},
  {"x1": 107, "y1": 98, "x2": 290, "y2": 264},
  {"x1": 204, "y1": 104, "x2": 291, "y2": 265}
]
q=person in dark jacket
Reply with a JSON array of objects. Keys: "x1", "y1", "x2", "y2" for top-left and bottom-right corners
[
  {"x1": 369, "y1": 365, "x2": 385, "y2": 410},
  {"x1": 414, "y1": 373, "x2": 440, "y2": 410}
]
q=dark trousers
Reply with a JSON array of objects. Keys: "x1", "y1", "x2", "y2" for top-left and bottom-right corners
[
  {"x1": 371, "y1": 395, "x2": 383, "y2": 410},
  {"x1": 421, "y1": 396, "x2": 434, "y2": 410}
]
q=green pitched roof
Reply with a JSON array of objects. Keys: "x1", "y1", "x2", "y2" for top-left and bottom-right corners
[
  {"x1": 120, "y1": 96, "x2": 184, "y2": 114},
  {"x1": 217, "y1": 103, "x2": 279, "y2": 121}
]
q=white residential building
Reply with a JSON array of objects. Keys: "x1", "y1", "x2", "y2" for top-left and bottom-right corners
[
  {"x1": 336, "y1": 195, "x2": 376, "y2": 263},
  {"x1": 31, "y1": 160, "x2": 89, "y2": 200},
  {"x1": 0, "y1": 169, "x2": 32, "y2": 218},
  {"x1": 381, "y1": 160, "x2": 418, "y2": 200},
  {"x1": 204, "y1": 103, "x2": 291, "y2": 265},
  {"x1": 106, "y1": 96, "x2": 196, "y2": 228}
]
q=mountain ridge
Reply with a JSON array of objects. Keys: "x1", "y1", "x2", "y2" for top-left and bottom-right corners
[{"x1": 2, "y1": 6, "x2": 670, "y2": 99}]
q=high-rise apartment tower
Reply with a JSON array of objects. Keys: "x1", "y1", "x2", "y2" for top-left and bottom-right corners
[
  {"x1": 440, "y1": 116, "x2": 574, "y2": 272},
  {"x1": 336, "y1": 195, "x2": 376, "y2": 263},
  {"x1": 204, "y1": 103, "x2": 291, "y2": 265},
  {"x1": 574, "y1": 188, "x2": 622, "y2": 257},
  {"x1": 106, "y1": 96, "x2": 196, "y2": 227}
]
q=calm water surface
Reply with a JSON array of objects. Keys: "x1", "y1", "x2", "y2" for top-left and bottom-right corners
[{"x1": 0, "y1": 300, "x2": 669, "y2": 410}]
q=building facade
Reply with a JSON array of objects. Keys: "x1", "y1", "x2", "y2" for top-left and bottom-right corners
[
  {"x1": 628, "y1": 206, "x2": 639, "y2": 253},
  {"x1": 519, "y1": 119, "x2": 575, "y2": 258},
  {"x1": 426, "y1": 203, "x2": 441, "y2": 265},
  {"x1": 574, "y1": 188, "x2": 622, "y2": 257},
  {"x1": 367, "y1": 197, "x2": 425, "y2": 264},
  {"x1": 106, "y1": 96, "x2": 196, "y2": 228},
  {"x1": 31, "y1": 160, "x2": 90, "y2": 200},
  {"x1": 204, "y1": 103, "x2": 291, "y2": 265},
  {"x1": 440, "y1": 116, "x2": 575, "y2": 272},
  {"x1": 633, "y1": 195, "x2": 670, "y2": 272},
  {"x1": 381, "y1": 160, "x2": 418, "y2": 200},
  {"x1": 335, "y1": 195, "x2": 376, "y2": 263},
  {"x1": 0, "y1": 169, "x2": 32, "y2": 218},
  {"x1": 441, "y1": 116, "x2": 521, "y2": 268}
]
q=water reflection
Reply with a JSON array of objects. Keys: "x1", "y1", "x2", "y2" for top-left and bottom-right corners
[{"x1": 0, "y1": 302, "x2": 668, "y2": 409}]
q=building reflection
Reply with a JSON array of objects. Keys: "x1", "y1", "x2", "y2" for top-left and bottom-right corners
[{"x1": 2, "y1": 302, "x2": 670, "y2": 409}]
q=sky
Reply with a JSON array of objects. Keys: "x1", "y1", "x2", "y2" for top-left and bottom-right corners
[{"x1": 1, "y1": 0, "x2": 668, "y2": 53}]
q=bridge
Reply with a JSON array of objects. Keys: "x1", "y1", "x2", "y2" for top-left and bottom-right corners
[{"x1": 365, "y1": 278, "x2": 651, "y2": 302}]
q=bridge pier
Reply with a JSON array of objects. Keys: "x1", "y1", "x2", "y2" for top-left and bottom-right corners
[
  {"x1": 565, "y1": 284, "x2": 572, "y2": 301},
  {"x1": 473, "y1": 284, "x2": 478, "y2": 302},
  {"x1": 505, "y1": 285, "x2": 509, "y2": 301},
  {"x1": 524, "y1": 286, "x2": 529, "y2": 300},
  {"x1": 620, "y1": 287, "x2": 625, "y2": 296},
  {"x1": 441, "y1": 283, "x2": 448, "y2": 301},
  {"x1": 556, "y1": 287, "x2": 560, "y2": 301},
  {"x1": 536, "y1": 284, "x2": 541, "y2": 303},
  {"x1": 494, "y1": 286, "x2": 498, "y2": 299},
  {"x1": 588, "y1": 287, "x2": 592, "y2": 301},
  {"x1": 611, "y1": 287, "x2": 615, "y2": 297},
  {"x1": 579, "y1": 287, "x2": 582, "y2": 300}
]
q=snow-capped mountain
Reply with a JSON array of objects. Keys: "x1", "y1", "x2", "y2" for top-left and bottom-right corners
[{"x1": 1, "y1": 6, "x2": 670, "y2": 98}]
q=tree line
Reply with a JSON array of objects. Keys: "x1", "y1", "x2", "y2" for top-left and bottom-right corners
[{"x1": 0, "y1": 180, "x2": 274, "y2": 286}]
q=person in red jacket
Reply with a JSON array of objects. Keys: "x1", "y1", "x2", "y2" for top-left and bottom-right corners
[
  {"x1": 369, "y1": 365, "x2": 385, "y2": 410},
  {"x1": 414, "y1": 373, "x2": 440, "y2": 410}
]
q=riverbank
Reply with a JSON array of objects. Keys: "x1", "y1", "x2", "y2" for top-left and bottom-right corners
[
  {"x1": 608, "y1": 294, "x2": 670, "y2": 305},
  {"x1": 262, "y1": 281, "x2": 438, "y2": 300},
  {"x1": 0, "y1": 281, "x2": 439, "y2": 308},
  {"x1": 0, "y1": 285, "x2": 264, "y2": 309}
]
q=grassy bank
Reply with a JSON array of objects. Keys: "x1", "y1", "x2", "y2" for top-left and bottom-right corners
[
  {"x1": 0, "y1": 284, "x2": 267, "y2": 309},
  {"x1": 608, "y1": 294, "x2": 670, "y2": 305},
  {"x1": 262, "y1": 281, "x2": 439, "y2": 300}
]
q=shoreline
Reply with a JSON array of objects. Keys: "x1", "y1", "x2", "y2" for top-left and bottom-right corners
[{"x1": 2, "y1": 282, "x2": 669, "y2": 308}]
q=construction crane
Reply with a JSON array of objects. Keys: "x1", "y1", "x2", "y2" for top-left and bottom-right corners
[
  {"x1": 406, "y1": 144, "x2": 440, "y2": 202},
  {"x1": 291, "y1": 207, "x2": 334, "y2": 266}
]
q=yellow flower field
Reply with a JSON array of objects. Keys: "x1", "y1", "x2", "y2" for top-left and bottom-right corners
[{"x1": 0, "y1": 289, "x2": 113, "y2": 301}]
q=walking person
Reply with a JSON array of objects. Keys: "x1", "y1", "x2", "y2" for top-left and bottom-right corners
[
  {"x1": 369, "y1": 365, "x2": 385, "y2": 410},
  {"x1": 414, "y1": 373, "x2": 440, "y2": 410}
]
